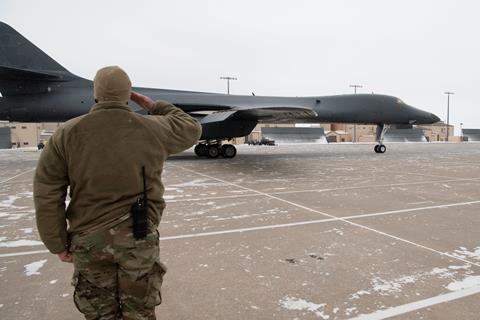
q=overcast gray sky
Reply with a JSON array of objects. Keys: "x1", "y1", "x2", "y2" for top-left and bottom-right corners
[{"x1": 1, "y1": 0, "x2": 479, "y2": 133}]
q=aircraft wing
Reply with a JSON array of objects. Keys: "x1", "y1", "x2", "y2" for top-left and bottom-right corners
[{"x1": 191, "y1": 105, "x2": 318, "y2": 124}]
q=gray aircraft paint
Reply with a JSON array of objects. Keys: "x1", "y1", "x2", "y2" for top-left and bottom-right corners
[{"x1": 0, "y1": 22, "x2": 440, "y2": 142}]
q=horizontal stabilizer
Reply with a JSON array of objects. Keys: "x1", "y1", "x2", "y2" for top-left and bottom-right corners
[{"x1": 0, "y1": 65, "x2": 66, "y2": 81}]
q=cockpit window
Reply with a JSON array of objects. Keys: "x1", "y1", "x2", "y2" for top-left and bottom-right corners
[{"x1": 397, "y1": 98, "x2": 403, "y2": 104}]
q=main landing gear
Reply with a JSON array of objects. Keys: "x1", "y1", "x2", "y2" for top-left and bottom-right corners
[
  {"x1": 374, "y1": 124, "x2": 389, "y2": 154},
  {"x1": 194, "y1": 142, "x2": 237, "y2": 159}
]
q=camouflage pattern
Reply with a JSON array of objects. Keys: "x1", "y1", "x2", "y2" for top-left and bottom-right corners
[{"x1": 70, "y1": 220, "x2": 165, "y2": 320}]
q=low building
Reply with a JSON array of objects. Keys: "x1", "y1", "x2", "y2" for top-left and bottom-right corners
[
  {"x1": 262, "y1": 127, "x2": 327, "y2": 144},
  {"x1": 0, "y1": 119, "x2": 464, "y2": 150},
  {"x1": 325, "y1": 130, "x2": 351, "y2": 143},
  {"x1": 418, "y1": 121, "x2": 454, "y2": 142},
  {"x1": 248, "y1": 123, "x2": 331, "y2": 144},
  {"x1": 332, "y1": 123, "x2": 377, "y2": 142},
  {"x1": 384, "y1": 127, "x2": 427, "y2": 142},
  {"x1": 462, "y1": 129, "x2": 480, "y2": 142},
  {"x1": 0, "y1": 122, "x2": 62, "y2": 149},
  {"x1": 0, "y1": 127, "x2": 11, "y2": 149}
]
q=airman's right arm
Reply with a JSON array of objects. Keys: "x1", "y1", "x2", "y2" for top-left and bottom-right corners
[{"x1": 131, "y1": 91, "x2": 202, "y2": 155}]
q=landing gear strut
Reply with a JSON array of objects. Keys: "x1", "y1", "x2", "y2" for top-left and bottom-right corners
[
  {"x1": 374, "y1": 124, "x2": 389, "y2": 154},
  {"x1": 194, "y1": 141, "x2": 237, "y2": 159}
]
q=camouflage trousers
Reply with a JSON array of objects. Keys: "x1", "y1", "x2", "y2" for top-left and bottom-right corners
[{"x1": 70, "y1": 220, "x2": 166, "y2": 320}]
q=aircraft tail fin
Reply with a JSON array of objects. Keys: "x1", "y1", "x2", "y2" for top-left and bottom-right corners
[
  {"x1": 0, "y1": 22, "x2": 77, "y2": 96},
  {"x1": 0, "y1": 22, "x2": 70, "y2": 73}
]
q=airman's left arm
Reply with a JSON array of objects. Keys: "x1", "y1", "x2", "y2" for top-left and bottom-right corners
[{"x1": 33, "y1": 131, "x2": 70, "y2": 259}]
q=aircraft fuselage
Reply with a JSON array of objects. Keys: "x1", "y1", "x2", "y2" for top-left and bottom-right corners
[{"x1": 0, "y1": 76, "x2": 439, "y2": 141}]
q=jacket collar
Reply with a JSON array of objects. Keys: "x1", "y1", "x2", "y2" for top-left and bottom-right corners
[{"x1": 90, "y1": 101, "x2": 132, "y2": 113}]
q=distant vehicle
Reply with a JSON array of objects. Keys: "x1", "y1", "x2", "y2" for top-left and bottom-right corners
[
  {"x1": 0, "y1": 22, "x2": 440, "y2": 158},
  {"x1": 247, "y1": 138, "x2": 276, "y2": 146}
]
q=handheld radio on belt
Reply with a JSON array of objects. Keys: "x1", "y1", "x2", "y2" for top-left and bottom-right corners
[{"x1": 131, "y1": 166, "x2": 148, "y2": 239}]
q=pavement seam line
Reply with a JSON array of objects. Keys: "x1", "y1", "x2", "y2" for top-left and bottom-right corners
[
  {"x1": 0, "y1": 250, "x2": 49, "y2": 258},
  {"x1": 169, "y1": 164, "x2": 480, "y2": 268},
  {"x1": 0, "y1": 168, "x2": 36, "y2": 184},
  {"x1": 350, "y1": 285, "x2": 480, "y2": 320},
  {"x1": 165, "y1": 177, "x2": 480, "y2": 203},
  {"x1": 377, "y1": 169, "x2": 479, "y2": 181},
  {"x1": 3, "y1": 166, "x2": 479, "y2": 259},
  {"x1": 160, "y1": 200, "x2": 480, "y2": 240},
  {"x1": 3, "y1": 199, "x2": 480, "y2": 257},
  {"x1": 0, "y1": 210, "x2": 35, "y2": 215}
]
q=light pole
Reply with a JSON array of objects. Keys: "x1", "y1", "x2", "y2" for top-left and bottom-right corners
[
  {"x1": 444, "y1": 92, "x2": 454, "y2": 142},
  {"x1": 460, "y1": 122, "x2": 463, "y2": 141},
  {"x1": 220, "y1": 76, "x2": 237, "y2": 95},
  {"x1": 350, "y1": 84, "x2": 362, "y2": 142}
]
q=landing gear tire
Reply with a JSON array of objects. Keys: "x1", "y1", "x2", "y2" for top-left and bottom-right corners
[
  {"x1": 375, "y1": 144, "x2": 386, "y2": 153},
  {"x1": 194, "y1": 144, "x2": 207, "y2": 157},
  {"x1": 221, "y1": 144, "x2": 237, "y2": 158},
  {"x1": 207, "y1": 145, "x2": 221, "y2": 158}
]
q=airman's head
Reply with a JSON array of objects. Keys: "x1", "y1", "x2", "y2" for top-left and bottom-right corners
[{"x1": 93, "y1": 66, "x2": 131, "y2": 104}]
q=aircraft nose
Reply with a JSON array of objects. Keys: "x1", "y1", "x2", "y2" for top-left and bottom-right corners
[{"x1": 430, "y1": 113, "x2": 440, "y2": 123}]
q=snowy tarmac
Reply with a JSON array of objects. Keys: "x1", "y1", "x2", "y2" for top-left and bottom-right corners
[{"x1": 0, "y1": 143, "x2": 479, "y2": 319}]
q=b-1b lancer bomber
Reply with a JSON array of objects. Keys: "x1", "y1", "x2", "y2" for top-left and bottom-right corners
[{"x1": 0, "y1": 22, "x2": 440, "y2": 158}]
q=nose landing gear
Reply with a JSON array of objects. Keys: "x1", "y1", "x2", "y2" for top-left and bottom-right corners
[
  {"x1": 374, "y1": 124, "x2": 389, "y2": 154},
  {"x1": 374, "y1": 144, "x2": 386, "y2": 153}
]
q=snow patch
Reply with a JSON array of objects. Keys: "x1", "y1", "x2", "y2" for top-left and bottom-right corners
[
  {"x1": 446, "y1": 276, "x2": 480, "y2": 291},
  {"x1": 0, "y1": 196, "x2": 28, "y2": 209},
  {"x1": 280, "y1": 296, "x2": 329, "y2": 319},
  {"x1": 448, "y1": 265, "x2": 470, "y2": 270},
  {"x1": 171, "y1": 179, "x2": 225, "y2": 188},
  {"x1": 24, "y1": 259, "x2": 47, "y2": 276},
  {"x1": 17, "y1": 191, "x2": 33, "y2": 197},
  {"x1": 356, "y1": 267, "x2": 457, "y2": 297},
  {"x1": 0, "y1": 212, "x2": 29, "y2": 220},
  {"x1": 345, "y1": 307, "x2": 357, "y2": 316},
  {"x1": 349, "y1": 290, "x2": 370, "y2": 300},
  {"x1": 372, "y1": 275, "x2": 417, "y2": 295},
  {"x1": 20, "y1": 228, "x2": 33, "y2": 234},
  {"x1": 0, "y1": 196, "x2": 19, "y2": 207},
  {"x1": 451, "y1": 246, "x2": 480, "y2": 261}
]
